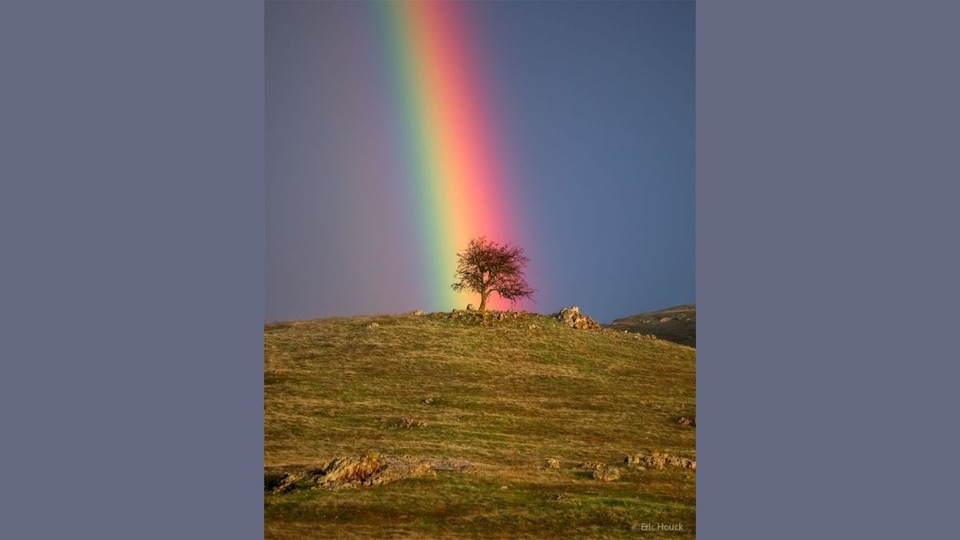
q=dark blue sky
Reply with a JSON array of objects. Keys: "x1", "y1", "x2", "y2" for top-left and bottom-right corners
[{"x1": 267, "y1": 1, "x2": 694, "y2": 324}]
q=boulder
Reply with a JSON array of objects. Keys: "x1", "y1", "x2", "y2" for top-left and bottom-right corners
[
  {"x1": 556, "y1": 306, "x2": 601, "y2": 330},
  {"x1": 591, "y1": 464, "x2": 621, "y2": 482}
]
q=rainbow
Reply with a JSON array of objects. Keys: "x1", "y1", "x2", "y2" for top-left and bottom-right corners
[{"x1": 373, "y1": 0, "x2": 524, "y2": 312}]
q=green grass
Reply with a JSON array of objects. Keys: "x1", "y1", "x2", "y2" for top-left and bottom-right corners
[{"x1": 265, "y1": 310, "x2": 696, "y2": 539}]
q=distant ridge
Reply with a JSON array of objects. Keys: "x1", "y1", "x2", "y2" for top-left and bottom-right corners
[{"x1": 606, "y1": 304, "x2": 696, "y2": 347}]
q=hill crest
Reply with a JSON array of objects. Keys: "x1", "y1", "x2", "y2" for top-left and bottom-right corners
[{"x1": 606, "y1": 304, "x2": 696, "y2": 347}]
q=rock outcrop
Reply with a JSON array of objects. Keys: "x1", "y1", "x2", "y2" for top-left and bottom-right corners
[
  {"x1": 556, "y1": 306, "x2": 601, "y2": 330},
  {"x1": 266, "y1": 453, "x2": 475, "y2": 492}
]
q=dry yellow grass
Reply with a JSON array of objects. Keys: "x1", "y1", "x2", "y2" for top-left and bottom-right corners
[{"x1": 265, "y1": 310, "x2": 696, "y2": 538}]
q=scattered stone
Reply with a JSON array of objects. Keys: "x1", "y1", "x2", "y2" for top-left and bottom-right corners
[
  {"x1": 677, "y1": 416, "x2": 696, "y2": 427},
  {"x1": 412, "y1": 309, "x2": 425, "y2": 316},
  {"x1": 544, "y1": 458, "x2": 561, "y2": 469},
  {"x1": 556, "y1": 306, "x2": 602, "y2": 330},
  {"x1": 421, "y1": 397, "x2": 434, "y2": 405},
  {"x1": 368, "y1": 322, "x2": 379, "y2": 329},
  {"x1": 528, "y1": 324, "x2": 539, "y2": 330},
  {"x1": 592, "y1": 465, "x2": 621, "y2": 482},
  {"x1": 581, "y1": 461, "x2": 623, "y2": 481},
  {"x1": 659, "y1": 317, "x2": 672, "y2": 323},
  {"x1": 624, "y1": 452, "x2": 696, "y2": 471},
  {"x1": 466, "y1": 304, "x2": 475, "y2": 311},
  {"x1": 397, "y1": 416, "x2": 427, "y2": 429}
]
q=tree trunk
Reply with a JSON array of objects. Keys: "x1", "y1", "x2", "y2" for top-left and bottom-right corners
[{"x1": 478, "y1": 290, "x2": 488, "y2": 312}]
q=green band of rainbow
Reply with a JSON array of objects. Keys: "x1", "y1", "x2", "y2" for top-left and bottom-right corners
[{"x1": 375, "y1": 1, "x2": 522, "y2": 311}]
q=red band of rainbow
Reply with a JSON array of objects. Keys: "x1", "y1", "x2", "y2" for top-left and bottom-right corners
[{"x1": 376, "y1": 1, "x2": 523, "y2": 311}]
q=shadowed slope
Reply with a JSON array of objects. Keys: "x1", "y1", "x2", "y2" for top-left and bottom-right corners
[{"x1": 606, "y1": 305, "x2": 696, "y2": 347}]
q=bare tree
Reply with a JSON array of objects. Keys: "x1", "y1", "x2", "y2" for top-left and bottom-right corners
[{"x1": 451, "y1": 237, "x2": 534, "y2": 311}]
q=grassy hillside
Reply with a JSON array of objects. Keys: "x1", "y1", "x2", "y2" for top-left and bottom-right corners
[
  {"x1": 265, "y1": 310, "x2": 696, "y2": 539},
  {"x1": 606, "y1": 305, "x2": 696, "y2": 348}
]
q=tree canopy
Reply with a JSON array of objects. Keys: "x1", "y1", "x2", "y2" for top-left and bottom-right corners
[{"x1": 451, "y1": 237, "x2": 534, "y2": 311}]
